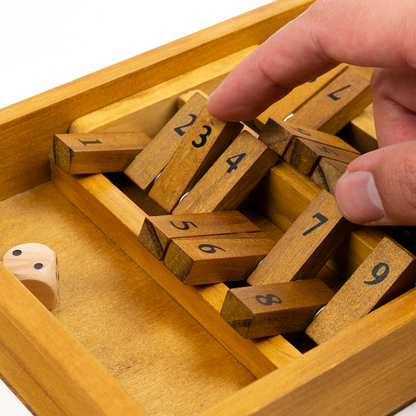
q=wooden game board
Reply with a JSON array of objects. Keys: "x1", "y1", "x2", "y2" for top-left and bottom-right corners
[{"x1": 0, "y1": 1, "x2": 415, "y2": 415}]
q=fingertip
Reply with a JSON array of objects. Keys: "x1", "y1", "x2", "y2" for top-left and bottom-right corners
[
  {"x1": 335, "y1": 171, "x2": 386, "y2": 225},
  {"x1": 205, "y1": 90, "x2": 220, "y2": 118},
  {"x1": 206, "y1": 88, "x2": 247, "y2": 122}
]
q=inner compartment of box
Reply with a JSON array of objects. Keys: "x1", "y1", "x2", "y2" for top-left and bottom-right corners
[
  {"x1": 41, "y1": 63, "x2": 394, "y2": 391},
  {"x1": 4, "y1": 42, "x2": 412, "y2": 416},
  {"x1": 0, "y1": 181, "x2": 259, "y2": 416}
]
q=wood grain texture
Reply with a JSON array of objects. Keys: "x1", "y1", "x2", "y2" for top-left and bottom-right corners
[
  {"x1": 0, "y1": 180, "x2": 260, "y2": 416},
  {"x1": 283, "y1": 137, "x2": 359, "y2": 176},
  {"x1": 4, "y1": 2, "x2": 416, "y2": 414},
  {"x1": 124, "y1": 92, "x2": 206, "y2": 191},
  {"x1": 340, "y1": 103, "x2": 378, "y2": 153},
  {"x1": 51, "y1": 162, "x2": 301, "y2": 379},
  {"x1": 53, "y1": 132, "x2": 151, "y2": 174},
  {"x1": 289, "y1": 66, "x2": 372, "y2": 134},
  {"x1": 310, "y1": 158, "x2": 349, "y2": 195},
  {"x1": 0, "y1": 262, "x2": 148, "y2": 416},
  {"x1": 221, "y1": 279, "x2": 334, "y2": 338},
  {"x1": 164, "y1": 232, "x2": 275, "y2": 285},
  {"x1": 199, "y1": 287, "x2": 416, "y2": 416},
  {"x1": 253, "y1": 64, "x2": 348, "y2": 129},
  {"x1": 0, "y1": 0, "x2": 313, "y2": 202},
  {"x1": 173, "y1": 131, "x2": 278, "y2": 214},
  {"x1": 139, "y1": 211, "x2": 260, "y2": 260},
  {"x1": 178, "y1": 89, "x2": 208, "y2": 109},
  {"x1": 69, "y1": 47, "x2": 256, "y2": 137},
  {"x1": 338, "y1": 66, "x2": 377, "y2": 153},
  {"x1": 0, "y1": 184, "x2": 152, "y2": 416},
  {"x1": 249, "y1": 160, "x2": 388, "y2": 283},
  {"x1": 179, "y1": 90, "x2": 260, "y2": 138},
  {"x1": 259, "y1": 118, "x2": 360, "y2": 157},
  {"x1": 248, "y1": 190, "x2": 356, "y2": 286},
  {"x1": 306, "y1": 237, "x2": 416, "y2": 344},
  {"x1": 49, "y1": 149, "x2": 415, "y2": 415},
  {"x1": 148, "y1": 106, "x2": 243, "y2": 212}
]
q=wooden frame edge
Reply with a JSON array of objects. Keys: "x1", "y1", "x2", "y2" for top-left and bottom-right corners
[
  {"x1": 50, "y1": 162, "x2": 302, "y2": 378},
  {"x1": 0, "y1": 263, "x2": 147, "y2": 416},
  {"x1": 0, "y1": 0, "x2": 314, "y2": 202}
]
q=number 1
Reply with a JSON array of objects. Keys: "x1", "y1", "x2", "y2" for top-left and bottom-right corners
[{"x1": 78, "y1": 139, "x2": 102, "y2": 146}]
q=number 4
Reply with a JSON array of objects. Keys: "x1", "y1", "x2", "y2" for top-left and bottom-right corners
[{"x1": 226, "y1": 153, "x2": 246, "y2": 173}]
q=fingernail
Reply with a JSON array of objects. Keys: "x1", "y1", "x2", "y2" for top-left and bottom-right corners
[{"x1": 336, "y1": 171, "x2": 385, "y2": 224}]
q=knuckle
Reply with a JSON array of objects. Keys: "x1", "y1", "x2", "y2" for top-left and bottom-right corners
[{"x1": 395, "y1": 153, "x2": 416, "y2": 216}]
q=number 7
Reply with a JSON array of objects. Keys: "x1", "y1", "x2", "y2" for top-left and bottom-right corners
[{"x1": 302, "y1": 213, "x2": 328, "y2": 236}]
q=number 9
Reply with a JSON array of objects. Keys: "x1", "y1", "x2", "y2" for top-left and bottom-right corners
[
  {"x1": 198, "y1": 244, "x2": 225, "y2": 254},
  {"x1": 364, "y1": 262, "x2": 390, "y2": 285}
]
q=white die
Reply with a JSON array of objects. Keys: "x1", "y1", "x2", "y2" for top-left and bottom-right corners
[{"x1": 2, "y1": 243, "x2": 59, "y2": 309}]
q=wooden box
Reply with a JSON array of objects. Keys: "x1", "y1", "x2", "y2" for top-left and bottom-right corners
[{"x1": 1, "y1": 1, "x2": 415, "y2": 415}]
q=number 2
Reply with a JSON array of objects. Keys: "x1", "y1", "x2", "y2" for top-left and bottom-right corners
[{"x1": 174, "y1": 114, "x2": 197, "y2": 136}]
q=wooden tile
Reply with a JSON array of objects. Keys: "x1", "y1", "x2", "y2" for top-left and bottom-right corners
[
  {"x1": 306, "y1": 237, "x2": 416, "y2": 344},
  {"x1": 283, "y1": 137, "x2": 359, "y2": 176},
  {"x1": 180, "y1": 90, "x2": 259, "y2": 137},
  {"x1": 339, "y1": 103, "x2": 378, "y2": 154},
  {"x1": 247, "y1": 190, "x2": 355, "y2": 286},
  {"x1": 148, "y1": 106, "x2": 243, "y2": 212},
  {"x1": 259, "y1": 118, "x2": 360, "y2": 157},
  {"x1": 253, "y1": 64, "x2": 348, "y2": 130},
  {"x1": 173, "y1": 131, "x2": 278, "y2": 214},
  {"x1": 53, "y1": 132, "x2": 151, "y2": 174},
  {"x1": 51, "y1": 164, "x2": 297, "y2": 380},
  {"x1": 311, "y1": 158, "x2": 349, "y2": 194},
  {"x1": 221, "y1": 279, "x2": 335, "y2": 338},
  {"x1": 289, "y1": 66, "x2": 372, "y2": 134},
  {"x1": 69, "y1": 46, "x2": 257, "y2": 138},
  {"x1": 178, "y1": 90, "x2": 207, "y2": 109},
  {"x1": 139, "y1": 211, "x2": 260, "y2": 260},
  {"x1": 124, "y1": 92, "x2": 207, "y2": 191},
  {"x1": 163, "y1": 232, "x2": 275, "y2": 285}
]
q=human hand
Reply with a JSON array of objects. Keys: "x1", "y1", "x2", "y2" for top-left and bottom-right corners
[{"x1": 206, "y1": 0, "x2": 416, "y2": 225}]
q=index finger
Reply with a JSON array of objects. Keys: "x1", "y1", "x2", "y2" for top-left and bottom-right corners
[{"x1": 206, "y1": 0, "x2": 412, "y2": 121}]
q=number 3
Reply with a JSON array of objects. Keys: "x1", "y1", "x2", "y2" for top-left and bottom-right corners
[{"x1": 192, "y1": 125, "x2": 212, "y2": 148}]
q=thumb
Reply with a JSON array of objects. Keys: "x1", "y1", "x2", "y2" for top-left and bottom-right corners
[{"x1": 335, "y1": 141, "x2": 416, "y2": 226}]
